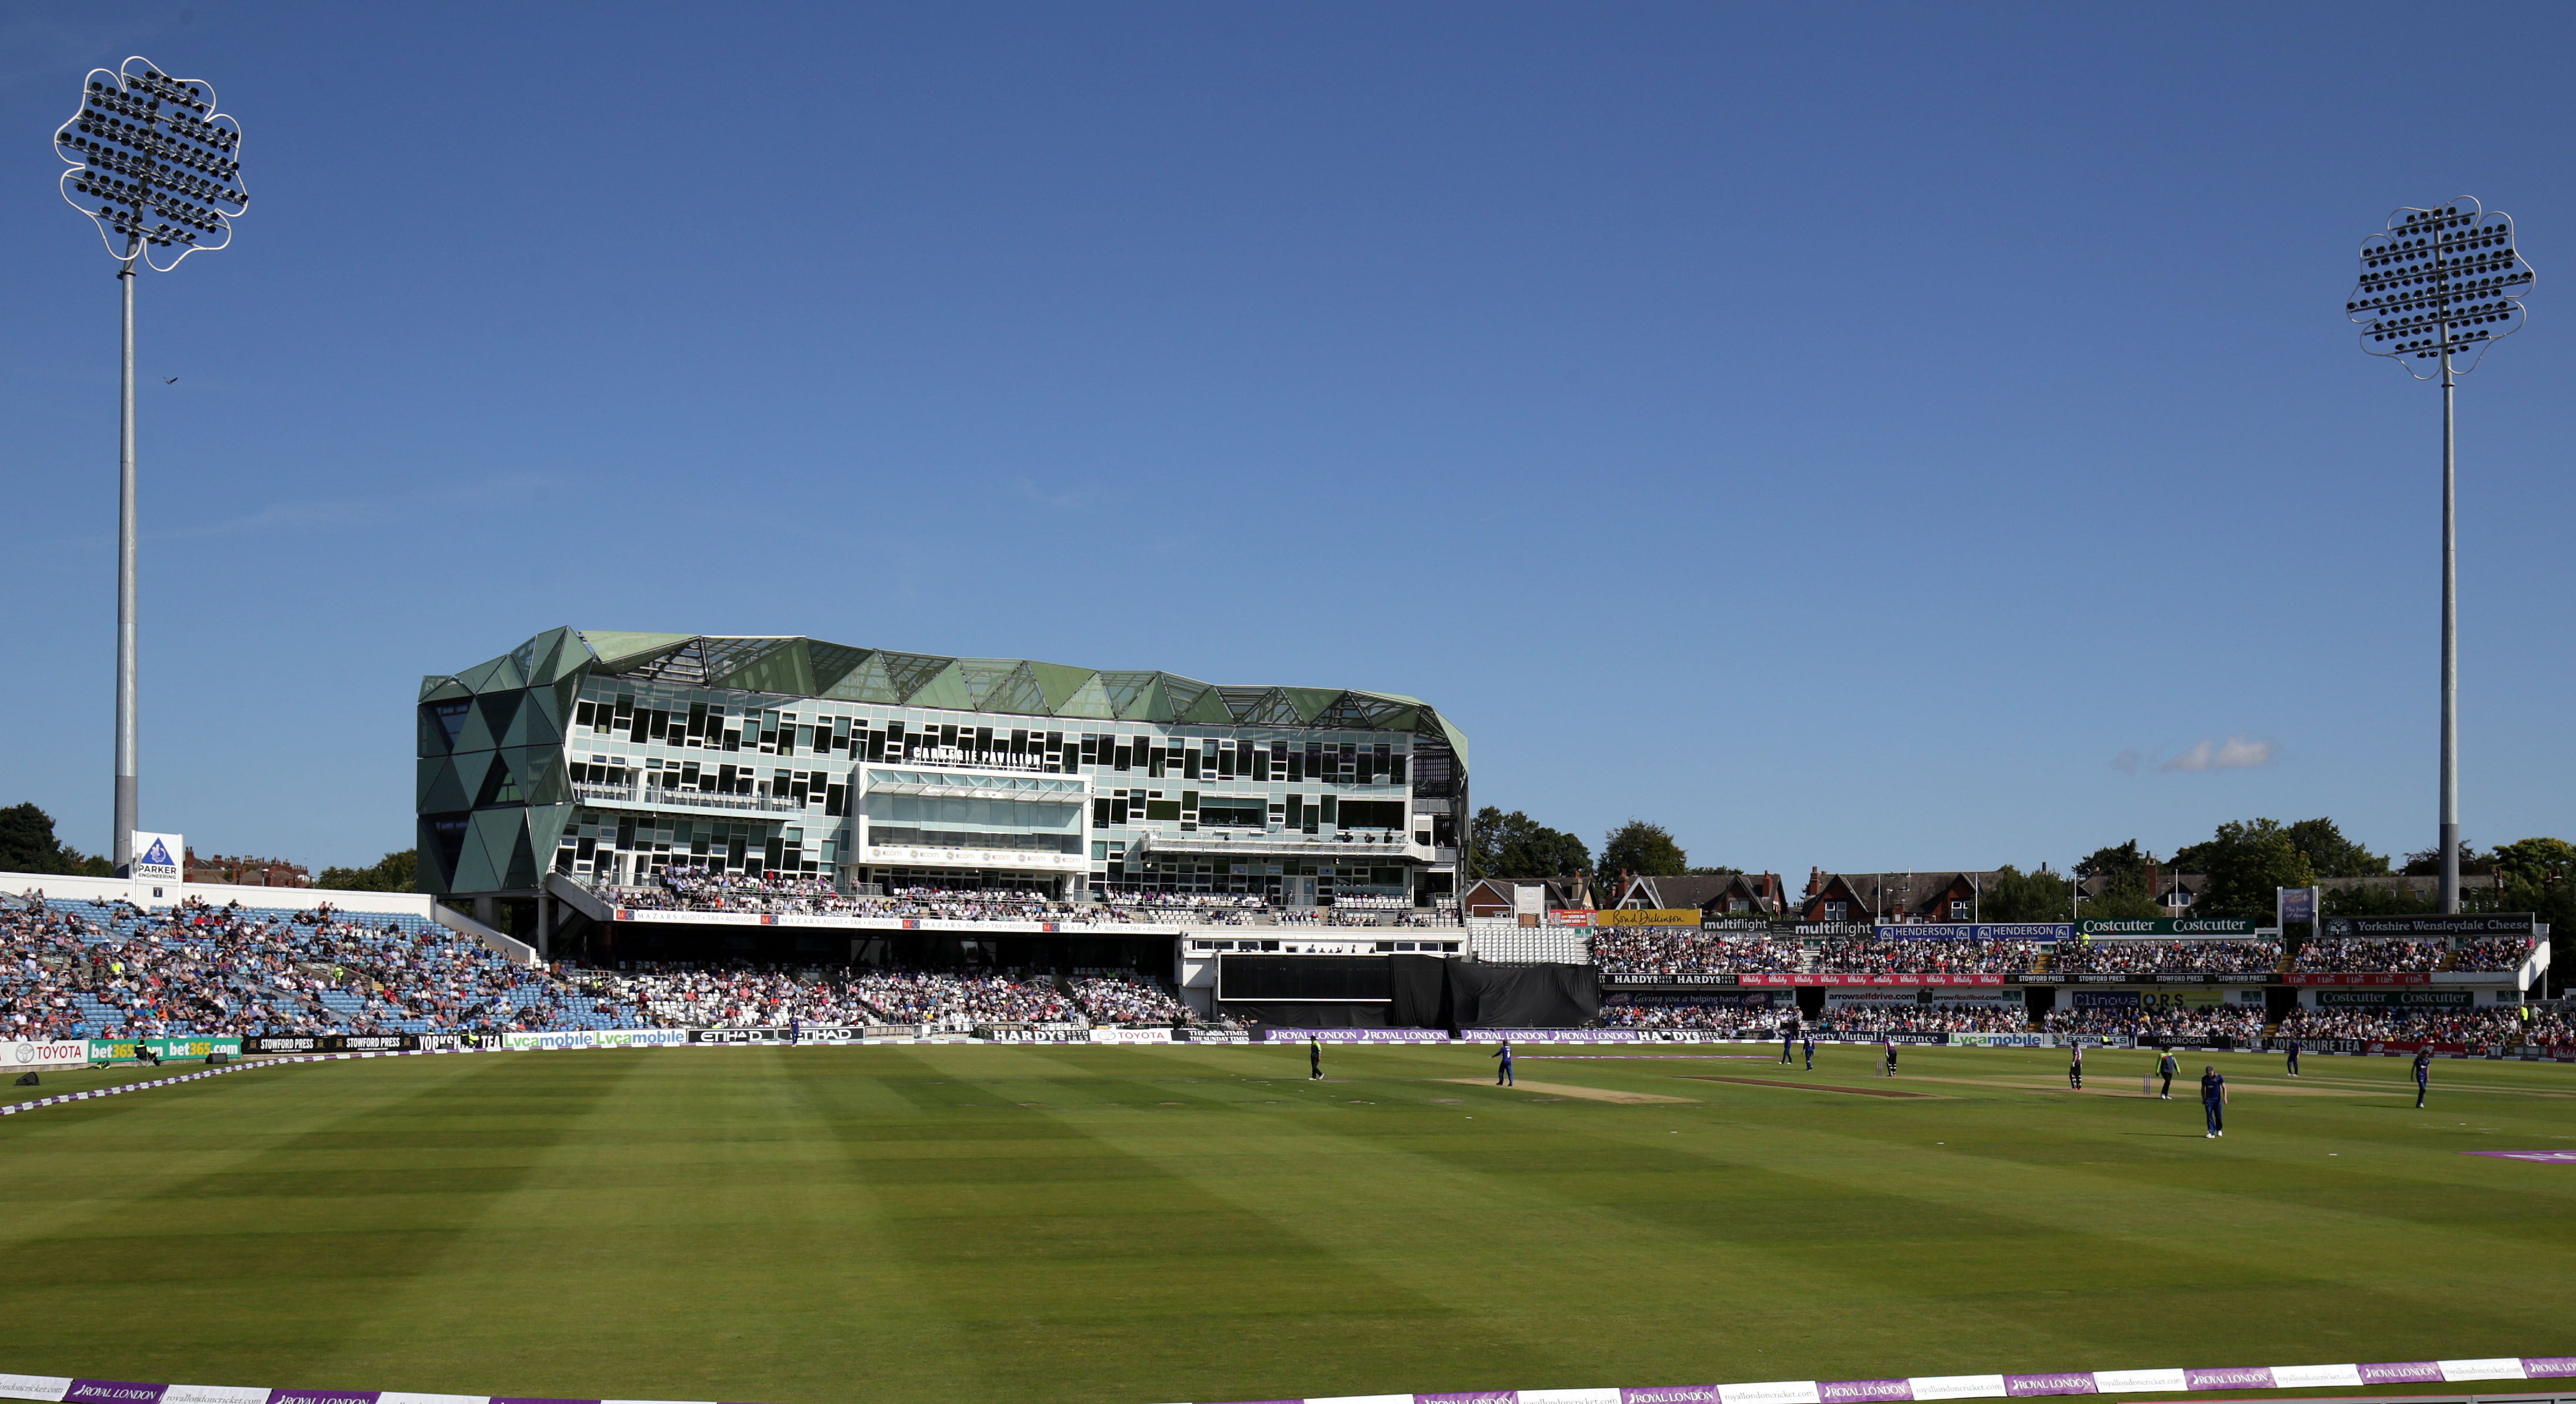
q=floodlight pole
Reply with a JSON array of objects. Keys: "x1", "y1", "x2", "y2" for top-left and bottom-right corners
[
  {"x1": 115, "y1": 232, "x2": 139, "y2": 874},
  {"x1": 2438, "y1": 348, "x2": 2458, "y2": 914},
  {"x1": 2347, "y1": 202, "x2": 2528, "y2": 914}
]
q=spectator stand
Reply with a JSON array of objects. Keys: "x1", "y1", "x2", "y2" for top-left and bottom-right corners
[
  {"x1": 1817, "y1": 990, "x2": 2028, "y2": 1038},
  {"x1": 1596, "y1": 991, "x2": 1783, "y2": 1034},
  {"x1": 1591, "y1": 921, "x2": 2044, "y2": 990},
  {"x1": 3, "y1": 888, "x2": 639, "y2": 1041},
  {"x1": 2047, "y1": 935, "x2": 2284, "y2": 981},
  {"x1": 2288, "y1": 915, "x2": 2551, "y2": 991},
  {"x1": 573, "y1": 868, "x2": 1466, "y2": 935}
]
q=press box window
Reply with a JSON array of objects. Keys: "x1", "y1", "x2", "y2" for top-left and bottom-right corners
[{"x1": 1200, "y1": 799, "x2": 1264, "y2": 828}]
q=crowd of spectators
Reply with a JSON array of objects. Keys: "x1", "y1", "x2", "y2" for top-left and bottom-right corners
[
  {"x1": 580, "y1": 964, "x2": 880, "y2": 1028},
  {"x1": 2292, "y1": 938, "x2": 2444, "y2": 972},
  {"x1": 2043, "y1": 1004, "x2": 2270, "y2": 1039},
  {"x1": 582, "y1": 961, "x2": 1207, "y2": 1030},
  {"x1": 2274, "y1": 1005, "x2": 2527, "y2": 1043},
  {"x1": 2051, "y1": 940, "x2": 2282, "y2": 977},
  {"x1": 612, "y1": 868, "x2": 856, "y2": 914},
  {"x1": 5, "y1": 888, "x2": 1214, "y2": 1039},
  {"x1": 1814, "y1": 1001, "x2": 2027, "y2": 1035},
  {"x1": 4, "y1": 891, "x2": 630, "y2": 1039},
  {"x1": 596, "y1": 871, "x2": 1451, "y2": 928},
  {"x1": 2450, "y1": 937, "x2": 2534, "y2": 972},
  {"x1": 2522, "y1": 1007, "x2": 2574, "y2": 1045},
  {"x1": 1808, "y1": 937, "x2": 2041, "y2": 976},
  {"x1": 1274, "y1": 907, "x2": 1456, "y2": 928},
  {"x1": 1069, "y1": 972, "x2": 1193, "y2": 1025},
  {"x1": 1596, "y1": 999, "x2": 1785, "y2": 1034},
  {"x1": 1589, "y1": 930, "x2": 1804, "y2": 979},
  {"x1": 847, "y1": 969, "x2": 1078, "y2": 1027}
]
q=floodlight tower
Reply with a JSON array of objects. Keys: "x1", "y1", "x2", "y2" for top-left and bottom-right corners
[
  {"x1": 2347, "y1": 199, "x2": 2533, "y2": 914},
  {"x1": 55, "y1": 57, "x2": 248, "y2": 874}
]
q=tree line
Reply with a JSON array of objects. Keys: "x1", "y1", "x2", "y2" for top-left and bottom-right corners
[
  {"x1": 0, "y1": 801, "x2": 417, "y2": 891},
  {"x1": 1469, "y1": 803, "x2": 2574, "y2": 930},
  {"x1": 14, "y1": 790, "x2": 2567, "y2": 925},
  {"x1": 1988, "y1": 820, "x2": 2576, "y2": 925},
  {"x1": 0, "y1": 803, "x2": 115, "y2": 877},
  {"x1": 1469, "y1": 809, "x2": 1734, "y2": 884}
]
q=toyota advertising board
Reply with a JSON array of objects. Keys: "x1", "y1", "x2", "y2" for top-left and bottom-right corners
[{"x1": 3, "y1": 1041, "x2": 94, "y2": 1070}]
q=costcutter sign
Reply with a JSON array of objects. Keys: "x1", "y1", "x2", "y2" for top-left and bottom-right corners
[{"x1": 2074, "y1": 918, "x2": 2265, "y2": 937}]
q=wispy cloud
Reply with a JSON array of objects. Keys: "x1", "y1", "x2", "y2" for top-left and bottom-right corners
[
  {"x1": 154, "y1": 473, "x2": 559, "y2": 540},
  {"x1": 2158, "y1": 734, "x2": 2277, "y2": 773},
  {"x1": 0, "y1": 11, "x2": 181, "y2": 98},
  {"x1": 1012, "y1": 476, "x2": 1089, "y2": 512},
  {"x1": 2111, "y1": 748, "x2": 2141, "y2": 774}
]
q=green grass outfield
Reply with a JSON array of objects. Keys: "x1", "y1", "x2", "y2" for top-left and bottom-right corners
[{"x1": 1, "y1": 1042, "x2": 2570, "y2": 1404}]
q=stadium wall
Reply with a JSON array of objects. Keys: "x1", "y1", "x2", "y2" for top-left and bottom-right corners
[
  {"x1": 0, "y1": 869, "x2": 536, "y2": 965},
  {"x1": 0, "y1": 869, "x2": 433, "y2": 917}
]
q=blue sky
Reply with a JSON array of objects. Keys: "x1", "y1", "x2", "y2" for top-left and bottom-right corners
[{"x1": 3, "y1": 2, "x2": 2571, "y2": 877}]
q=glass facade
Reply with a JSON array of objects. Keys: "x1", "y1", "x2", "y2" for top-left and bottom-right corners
[{"x1": 418, "y1": 628, "x2": 1468, "y2": 904}]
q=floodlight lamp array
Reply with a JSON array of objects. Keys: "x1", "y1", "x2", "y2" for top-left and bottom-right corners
[
  {"x1": 55, "y1": 55, "x2": 246, "y2": 270},
  {"x1": 2349, "y1": 198, "x2": 2531, "y2": 378}
]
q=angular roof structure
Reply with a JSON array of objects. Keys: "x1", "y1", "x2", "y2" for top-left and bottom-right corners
[{"x1": 423, "y1": 629, "x2": 1466, "y2": 762}]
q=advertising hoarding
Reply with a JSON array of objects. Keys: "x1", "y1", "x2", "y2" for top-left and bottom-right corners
[
  {"x1": 129, "y1": 832, "x2": 182, "y2": 883},
  {"x1": 1595, "y1": 909, "x2": 1706, "y2": 927},
  {"x1": 1872, "y1": 924, "x2": 2073, "y2": 941},
  {"x1": 2, "y1": 1040, "x2": 94, "y2": 1070},
  {"x1": 2074, "y1": 918, "x2": 2266, "y2": 938},
  {"x1": 2323, "y1": 914, "x2": 2535, "y2": 938}
]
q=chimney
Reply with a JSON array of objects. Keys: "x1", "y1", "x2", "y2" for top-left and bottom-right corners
[
  {"x1": 1807, "y1": 865, "x2": 1824, "y2": 897},
  {"x1": 2145, "y1": 856, "x2": 2163, "y2": 906}
]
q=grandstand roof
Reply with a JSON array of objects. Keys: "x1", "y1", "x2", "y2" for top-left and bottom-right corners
[{"x1": 423, "y1": 628, "x2": 1466, "y2": 760}]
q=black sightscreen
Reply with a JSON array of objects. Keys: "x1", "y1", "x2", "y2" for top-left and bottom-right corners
[{"x1": 1219, "y1": 954, "x2": 1392, "y2": 1002}]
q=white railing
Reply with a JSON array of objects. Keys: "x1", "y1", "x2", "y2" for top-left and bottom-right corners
[{"x1": 575, "y1": 781, "x2": 805, "y2": 815}]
